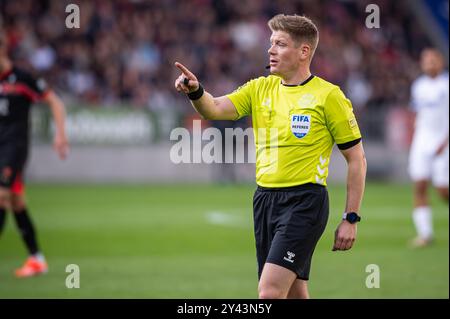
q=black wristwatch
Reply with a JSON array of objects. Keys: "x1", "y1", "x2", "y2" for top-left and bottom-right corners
[{"x1": 343, "y1": 212, "x2": 361, "y2": 224}]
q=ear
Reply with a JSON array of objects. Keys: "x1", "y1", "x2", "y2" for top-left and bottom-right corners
[{"x1": 299, "y1": 44, "x2": 311, "y2": 60}]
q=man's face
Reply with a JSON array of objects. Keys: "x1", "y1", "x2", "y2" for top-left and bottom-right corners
[
  {"x1": 420, "y1": 49, "x2": 444, "y2": 77},
  {"x1": 268, "y1": 31, "x2": 303, "y2": 77}
]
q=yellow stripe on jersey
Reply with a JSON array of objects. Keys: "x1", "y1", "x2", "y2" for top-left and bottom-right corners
[{"x1": 226, "y1": 75, "x2": 361, "y2": 187}]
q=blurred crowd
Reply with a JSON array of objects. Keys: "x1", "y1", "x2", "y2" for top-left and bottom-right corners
[{"x1": 1, "y1": 0, "x2": 431, "y2": 118}]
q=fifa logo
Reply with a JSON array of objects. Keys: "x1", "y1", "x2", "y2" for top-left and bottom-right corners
[
  {"x1": 291, "y1": 114, "x2": 311, "y2": 139},
  {"x1": 292, "y1": 115, "x2": 309, "y2": 122}
]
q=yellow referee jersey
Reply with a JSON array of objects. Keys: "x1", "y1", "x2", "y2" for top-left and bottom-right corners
[{"x1": 226, "y1": 75, "x2": 361, "y2": 187}]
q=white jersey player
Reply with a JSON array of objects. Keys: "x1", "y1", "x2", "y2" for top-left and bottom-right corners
[{"x1": 409, "y1": 48, "x2": 449, "y2": 247}]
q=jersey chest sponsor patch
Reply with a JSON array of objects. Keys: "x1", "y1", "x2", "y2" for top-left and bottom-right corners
[{"x1": 291, "y1": 114, "x2": 311, "y2": 138}]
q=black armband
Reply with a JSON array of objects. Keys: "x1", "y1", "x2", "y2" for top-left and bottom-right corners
[
  {"x1": 187, "y1": 84, "x2": 204, "y2": 100},
  {"x1": 337, "y1": 138, "x2": 362, "y2": 150}
]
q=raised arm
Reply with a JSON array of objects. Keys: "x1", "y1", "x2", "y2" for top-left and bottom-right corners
[{"x1": 174, "y1": 62, "x2": 238, "y2": 120}]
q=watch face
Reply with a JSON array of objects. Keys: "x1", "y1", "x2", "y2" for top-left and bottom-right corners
[{"x1": 347, "y1": 213, "x2": 358, "y2": 223}]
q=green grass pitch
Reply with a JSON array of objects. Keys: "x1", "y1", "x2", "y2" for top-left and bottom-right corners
[{"x1": 0, "y1": 182, "x2": 448, "y2": 298}]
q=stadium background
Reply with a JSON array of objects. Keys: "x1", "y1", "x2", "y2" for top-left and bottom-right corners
[{"x1": 0, "y1": 0, "x2": 448, "y2": 298}]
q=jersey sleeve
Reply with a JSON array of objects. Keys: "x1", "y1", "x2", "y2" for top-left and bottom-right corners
[
  {"x1": 226, "y1": 78, "x2": 258, "y2": 119},
  {"x1": 22, "y1": 72, "x2": 51, "y2": 101},
  {"x1": 324, "y1": 88, "x2": 362, "y2": 145}
]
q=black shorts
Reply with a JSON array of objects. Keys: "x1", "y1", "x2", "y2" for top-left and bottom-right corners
[
  {"x1": 0, "y1": 142, "x2": 28, "y2": 189},
  {"x1": 253, "y1": 183, "x2": 329, "y2": 281}
]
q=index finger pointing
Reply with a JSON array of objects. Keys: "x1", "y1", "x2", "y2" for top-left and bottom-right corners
[{"x1": 174, "y1": 62, "x2": 194, "y2": 78}]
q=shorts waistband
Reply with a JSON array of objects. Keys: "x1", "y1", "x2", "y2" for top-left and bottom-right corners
[{"x1": 256, "y1": 183, "x2": 325, "y2": 192}]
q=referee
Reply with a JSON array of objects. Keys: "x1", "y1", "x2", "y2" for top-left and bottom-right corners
[
  {"x1": 174, "y1": 14, "x2": 366, "y2": 299},
  {"x1": 0, "y1": 32, "x2": 68, "y2": 277}
]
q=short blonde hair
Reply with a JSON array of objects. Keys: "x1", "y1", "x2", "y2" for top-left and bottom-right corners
[{"x1": 268, "y1": 14, "x2": 319, "y2": 57}]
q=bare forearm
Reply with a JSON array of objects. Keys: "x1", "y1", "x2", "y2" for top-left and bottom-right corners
[
  {"x1": 44, "y1": 91, "x2": 69, "y2": 159},
  {"x1": 190, "y1": 91, "x2": 217, "y2": 120},
  {"x1": 191, "y1": 92, "x2": 238, "y2": 120},
  {"x1": 345, "y1": 156, "x2": 367, "y2": 213},
  {"x1": 48, "y1": 95, "x2": 67, "y2": 137}
]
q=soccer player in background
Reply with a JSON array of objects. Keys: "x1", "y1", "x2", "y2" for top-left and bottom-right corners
[
  {"x1": 409, "y1": 48, "x2": 449, "y2": 248},
  {"x1": 174, "y1": 14, "x2": 367, "y2": 298},
  {"x1": 0, "y1": 32, "x2": 69, "y2": 277}
]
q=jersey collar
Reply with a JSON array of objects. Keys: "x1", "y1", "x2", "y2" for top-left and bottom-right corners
[{"x1": 281, "y1": 74, "x2": 315, "y2": 87}]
